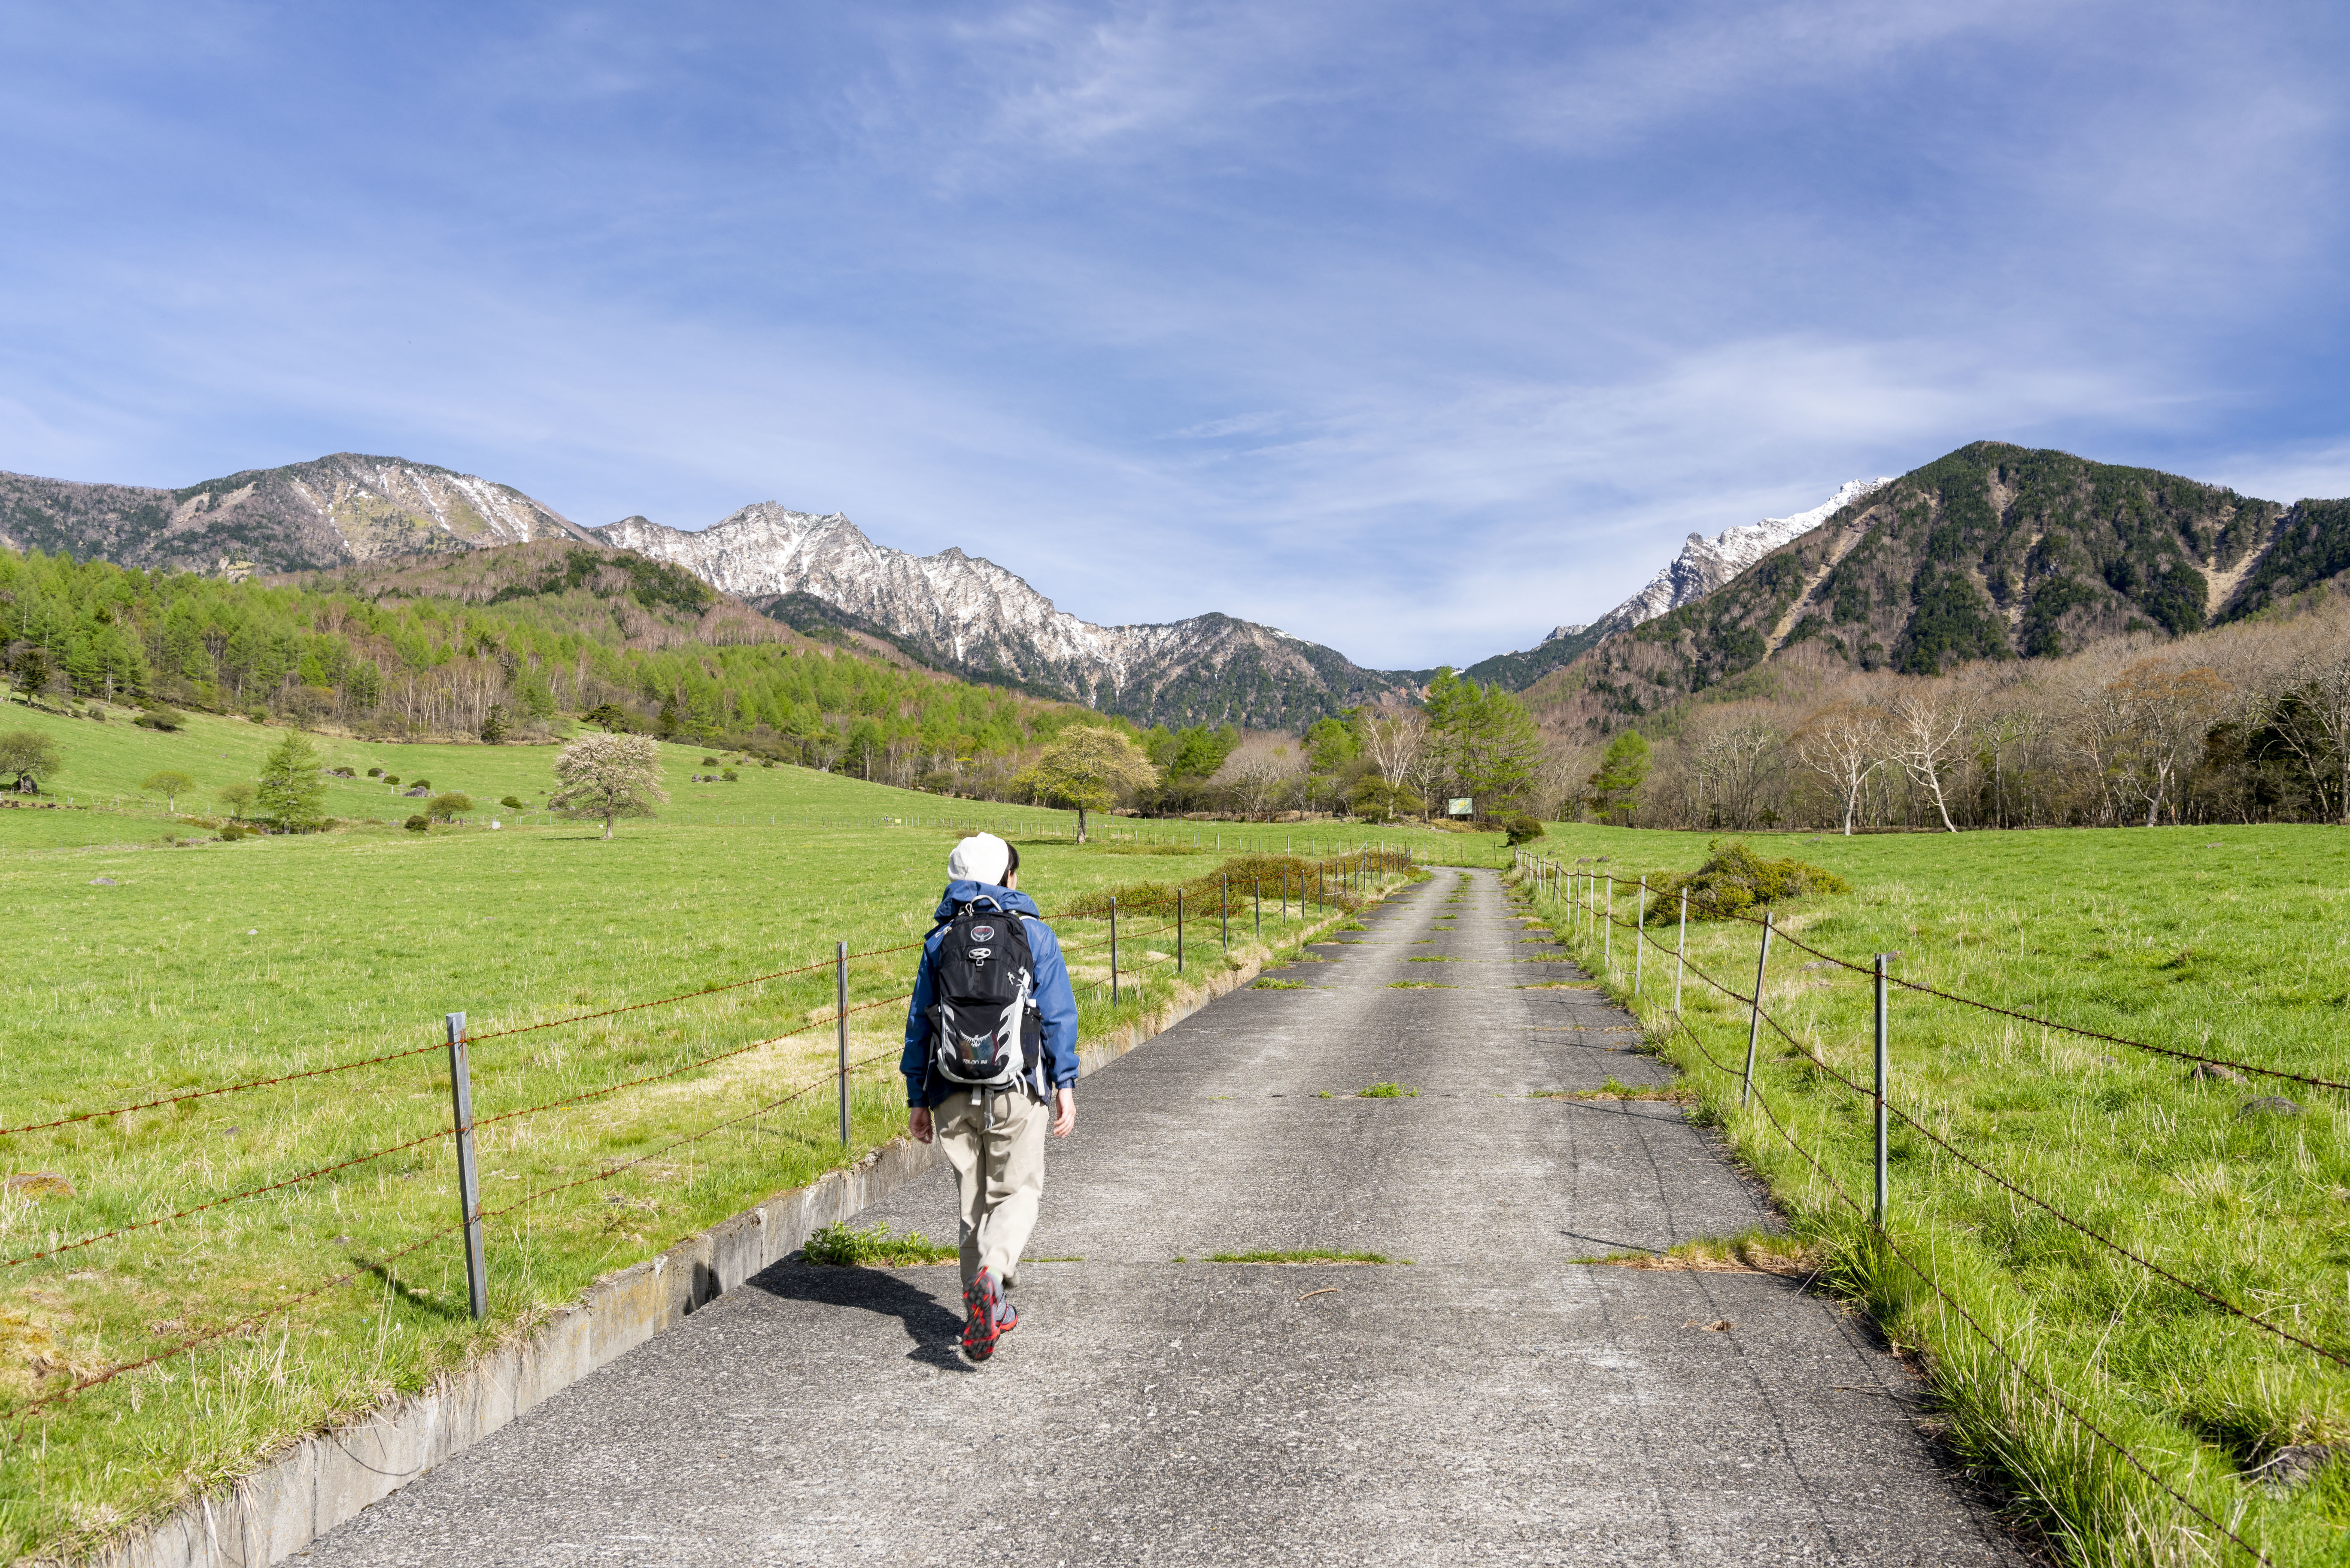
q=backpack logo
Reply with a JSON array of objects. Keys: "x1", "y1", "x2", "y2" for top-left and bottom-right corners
[{"x1": 970, "y1": 924, "x2": 996, "y2": 941}]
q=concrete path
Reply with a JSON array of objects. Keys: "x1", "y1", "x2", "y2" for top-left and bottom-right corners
[{"x1": 301, "y1": 868, "x2": 2021, "y2": 1566}]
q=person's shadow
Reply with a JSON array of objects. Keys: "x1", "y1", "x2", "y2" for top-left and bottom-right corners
[{"x1": 751, "y1": 1261, "x2": 974, "y2": 1373}]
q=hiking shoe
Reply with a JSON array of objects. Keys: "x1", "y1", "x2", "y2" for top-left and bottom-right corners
[{"x1": 962, "y1": 1267, "x2": 1005, "y2": 1361}]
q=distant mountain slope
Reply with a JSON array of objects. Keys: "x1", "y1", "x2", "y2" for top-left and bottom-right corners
[
  {"x1": 1460, "y1": 479, "x2": 1891, "y2": 691},
  {"x1": 0, "y1": 454, "x2": 593, "y2": 576},
  {"x1": 271, "y1": 538, "x2": 820, "y2": 656},
  {"x1": 592, "y1": 504, "x2": 1417, "y2": 728},
  {"x1": 1525, "y1": 441, "x2": 2332, "y2": 730}
]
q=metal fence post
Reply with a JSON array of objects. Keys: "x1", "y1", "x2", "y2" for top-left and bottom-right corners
[
  {"x1": 835, "y1": 942, "x2": 849, "y2": 1146},
  {"x1": 1110, "y1": 897, "x2": 1120, "y2": 1004},
  {"x1": 1176, "y1": 887, "x2": 1185, "y2": 976},
  {"x1": 1221, "y1": 874, "x2": 1230, "y2": 956},
  {"x1": 1675, "y1": 888, "x2": 1688, "y2": 1013},
  {"x1": 1603, "y1": 877, "x2": 1612, "y2": 973},
  {"x1": 1254, "y1": 877, "x2": 1261, "y2": 941},
  {"x1": 1742, "y1": 912, "x2": 1774, "y2": 1107},
  {"x1": 1874, "y1": 952, "x2": 1890, "y2": 1227},
  {"x1": 445, "y1": 1013, "x2": 487, "y2": 1320},
  {"x1": 1634, "y1": 875, "x2": 1646, "y2": 992}
]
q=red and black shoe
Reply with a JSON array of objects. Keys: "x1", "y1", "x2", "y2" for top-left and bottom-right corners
[{"x1": 961, "y1": 1267, "x2": 1018, "y2": 1361}]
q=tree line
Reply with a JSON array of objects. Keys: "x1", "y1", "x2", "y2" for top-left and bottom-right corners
[{"x1": 1545, "y1": 591, "x2": 2350, "y2": 831}]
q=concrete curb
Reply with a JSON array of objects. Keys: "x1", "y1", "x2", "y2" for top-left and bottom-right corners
[{"x1": 91, "y1": 885, "x2": 1404, "y2": 1568}]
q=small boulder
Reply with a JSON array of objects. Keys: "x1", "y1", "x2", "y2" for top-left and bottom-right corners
[
  {"x1": 2239, "y1": 1096, "x2": 2304, "y2": 1119},
  {"x1": 2189, "y1": 1062, "x2": 2248, "y2": 1085},
  {"x1": 5, "y1": 1171, "x2": 76, "y2": 1198},
  {"x1": 2248, "y1": 1444, "x2": 2340, "y2": 1491},
  {"x1": 88, "y1": 877, "x2": 115, "y2": 886}
]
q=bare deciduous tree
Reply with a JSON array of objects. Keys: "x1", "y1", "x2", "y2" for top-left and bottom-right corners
[
  {"x1": 1888, "y1": 693, "x2": 1969, "y2": 832},
  {"x1": 1793, "y1": 702, "x2": 1886, "y2": 835},
  {"x1": 2107, "y1": 661, "x2": 2230, "y2": 826}
]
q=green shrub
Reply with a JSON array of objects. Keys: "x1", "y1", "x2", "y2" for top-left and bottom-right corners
[
  {"x1": 720, "y1": 768, "x2": 738, "y2": 781},
  {"x1": 1645, "y1": 840, "x2": 1851, "y2": 924},
  {"x1": 1503, "y1": 813, "x2": 1545, "y2": 846},
  {"x1": 403, "y1": 814, "x2": 430, "y2": 832},
  {"x1": 366, "y1": 766, "x2": 383, "y2": 778},
  {"x1": 218, "y1": 825, "x2": 245, "y2": 841},
  {"x1": 500, "y1": 795, "x2": 524, "y2": 810},
  {"x1": 800, "y1": 1222, "x2": 955, "y2": 1267},
  {"x1": 134, "y1": 706, "x2": 185, "y2": 731},
  {"x1": 425, "y1": 792, "x2": 474, "y2": 823}
]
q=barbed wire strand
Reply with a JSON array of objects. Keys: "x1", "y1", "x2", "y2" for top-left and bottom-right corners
[
  {"x1": 462, "y1": 939, "x2": 924, "y2": 1045},
  {"x1": 0, "y1": 940, "x2": 928, "y2": 1139},
  {"x1": 8, "y1": 1217, "x2": 468, "y2": 1432},
  {"x1": 1561, "y1": 886, "x2": 2350, "y2": 1375},
  {"x1": 1657, "y1": 1007, "x2": 2273, "y2": 1568},
  {"x1": 5, "y1": 994, "x2": 914, "y2": 1270},
  {"x1": 1752, "y1": 918, "x2": 2350, "y2": 1093},
  {"x1": 0, "y1": 1040, "x2": 449, "y2": 1139},
  {"x1": 480, "y1": 1047, "x2": 902, "y2": 1223},
  {"x1": 1, "y1": 1127, "x2": 456, "y2": 1269}
]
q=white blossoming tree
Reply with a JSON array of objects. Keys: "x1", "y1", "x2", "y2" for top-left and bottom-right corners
[{"x1": 550, "y1": 731, "x2": 668, "y2": 840}]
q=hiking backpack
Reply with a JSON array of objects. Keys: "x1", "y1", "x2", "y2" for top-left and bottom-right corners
[{"x1": 926, "y1": 898, "x2": 1041, "y2": 1103}]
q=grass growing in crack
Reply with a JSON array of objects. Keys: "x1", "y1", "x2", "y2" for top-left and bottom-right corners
[
  {"x1": 1532, "y1": 1077, "x2": 1691, "y2": 1104},
  {"x1": 1572, "y1": 1230, "x2": 1821, "y2": 1277},
  {"x1": 1206, "y1": 1249, "x2": 1407, "y2": 1265},
  {"x1": 1404, "y1": 955, "x2": 1457, "y2": 962},
  {"x1": 1356, "y1": 1082, "x2": 1418, "y2": 1098},
  {"x1": 1253, "y1": 977, "x2": 1309, "y2": 989},
  {"x1": 1388, "y1": 981, "x2": 1453, "y2": 989},
  {"x1": 801, "y1": 1222, "x2": 957, "y2": 1266}
]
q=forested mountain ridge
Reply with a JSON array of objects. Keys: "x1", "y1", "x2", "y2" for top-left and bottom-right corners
[
  {"x1": 0, "y1": 454, "x2": 594, "y2": 577},
  {"x1": 1527, "y1": 442, "x2": 2344, "y2": 731},
  {"x1": 0, "y1": 542, "x2": 1112, "y2": 787},
  {"x1": 593, "y1": 504, "x2": 1420, "y2": 728}
]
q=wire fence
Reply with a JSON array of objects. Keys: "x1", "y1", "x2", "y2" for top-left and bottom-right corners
[
  {"x1": 2, "y1": 847, "x2": 1417, "y2": 1446},
  {"x1": 1512, "y1": 849, "x2": 2297, "y2": 1566}
]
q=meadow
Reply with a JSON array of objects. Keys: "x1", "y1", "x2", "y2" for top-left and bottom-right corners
[
  {"x1": 1517, "y1": 822, "x2": 2350, "y2": 1566},
  {"x1": 0, "y1": 704, "x2": 1440, "y2": 1561}
]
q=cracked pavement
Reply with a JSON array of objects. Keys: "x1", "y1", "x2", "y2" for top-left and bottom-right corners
[{"x1": 301, "y1": 866, "x2": 2022, "y2": 1566}]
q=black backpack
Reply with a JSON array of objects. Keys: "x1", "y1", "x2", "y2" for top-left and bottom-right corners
[{"x1": 926, "y1": 898, "x2": 1041, "y2": 1103}]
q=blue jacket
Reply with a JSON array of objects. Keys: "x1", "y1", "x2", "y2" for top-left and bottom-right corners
[{"x1": 902, "y1": 881, "x2": 1081, "y2": 1107}]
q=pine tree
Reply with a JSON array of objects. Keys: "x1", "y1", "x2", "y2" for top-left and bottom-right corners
[{"x1": 255, "y1": 732, "x2": 328, "y2": 831}]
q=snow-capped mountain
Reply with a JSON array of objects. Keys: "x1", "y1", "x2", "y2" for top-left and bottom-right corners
[
  {"x1": 1552, "y1": 478, "x2": 1894, "y2": 647},
  {"x1": 592, "y1": 504, "x2": 1416, "y2": 729},
  {"x1": 0, "y1": 453, "x2": 594, "y2": 576}
]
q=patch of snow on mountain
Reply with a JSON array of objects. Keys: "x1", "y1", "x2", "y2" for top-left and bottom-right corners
[{"x1": 1545, "y1": 477, "x2": 1892, "y2": 644}]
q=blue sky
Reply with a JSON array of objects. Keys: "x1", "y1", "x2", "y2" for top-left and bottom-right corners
[{"x1": 2, "y1": 2, "x2": 2345, "y2": 668}]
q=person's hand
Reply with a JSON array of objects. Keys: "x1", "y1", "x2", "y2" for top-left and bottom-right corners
[
  {"x1": 1051, "y1": 1087, "x2": 1076, "y2": 1137},
  {"x1": 908, "y1": 1105, "x2": 933, "y2": 1144}
]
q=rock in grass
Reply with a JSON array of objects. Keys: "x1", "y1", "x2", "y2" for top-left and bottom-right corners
[
  {"x1": 2239, "y1": 1096, "x2": 2304, "y2": 1119},
  {"x1": 5, "y1": 1172, "x2": 75, "y2": 1198},
  {"x1": 88, "y1": 877, "x2": 115, "y2": 886},
  {"x1": 2249, "y1": 1443, "x2": 2340, "y2": 1491},
  {"x1": 2188, "y1": 1062, "x2": 2248, "y2": 1084}
]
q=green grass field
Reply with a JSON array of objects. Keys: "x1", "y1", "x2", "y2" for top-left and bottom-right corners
[
  {"x1": 1515, "y1": 822, "x2": 2350, "y2": 1566},
  {"x1": 0, "y1": 706, "x2": 1436, "y2": 1561}
]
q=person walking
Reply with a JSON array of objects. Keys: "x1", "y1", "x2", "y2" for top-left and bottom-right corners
[{"x1": 902, "y1": 832, "x2": 1079, "y2": 1361}]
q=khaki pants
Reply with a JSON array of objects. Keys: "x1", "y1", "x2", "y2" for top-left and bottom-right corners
[{"x1": 932, "y1": 1086, "x2": 1047, "y2": 1289}]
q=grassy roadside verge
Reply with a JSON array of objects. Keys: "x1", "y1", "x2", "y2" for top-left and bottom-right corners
[
  {"x1": 1508, "y1": 823, "x2": 2350, "y2": 1565},
  {"x1": 0, "y1": 791, "x2": 1413, "y2": 1562}
]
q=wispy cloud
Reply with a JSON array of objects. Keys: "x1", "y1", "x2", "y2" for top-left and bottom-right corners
[{"x1": 0, "y1": 0, "x2": 2344, "y2": 669}]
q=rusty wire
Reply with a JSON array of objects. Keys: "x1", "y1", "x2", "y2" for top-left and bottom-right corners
[
  {"x1": 0, "y1": 940, "x2": 927, "y2": 1140},
  {"x1": 1591, "y1": 896, "x2": 2350, "y2": 1372},
  {"x1": 1658, "y1": 1008, "x2": 2274, "y2": 1568},
  {"x1": 0, "y1": 1127, "x2": 457, "y2": 1269}
]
